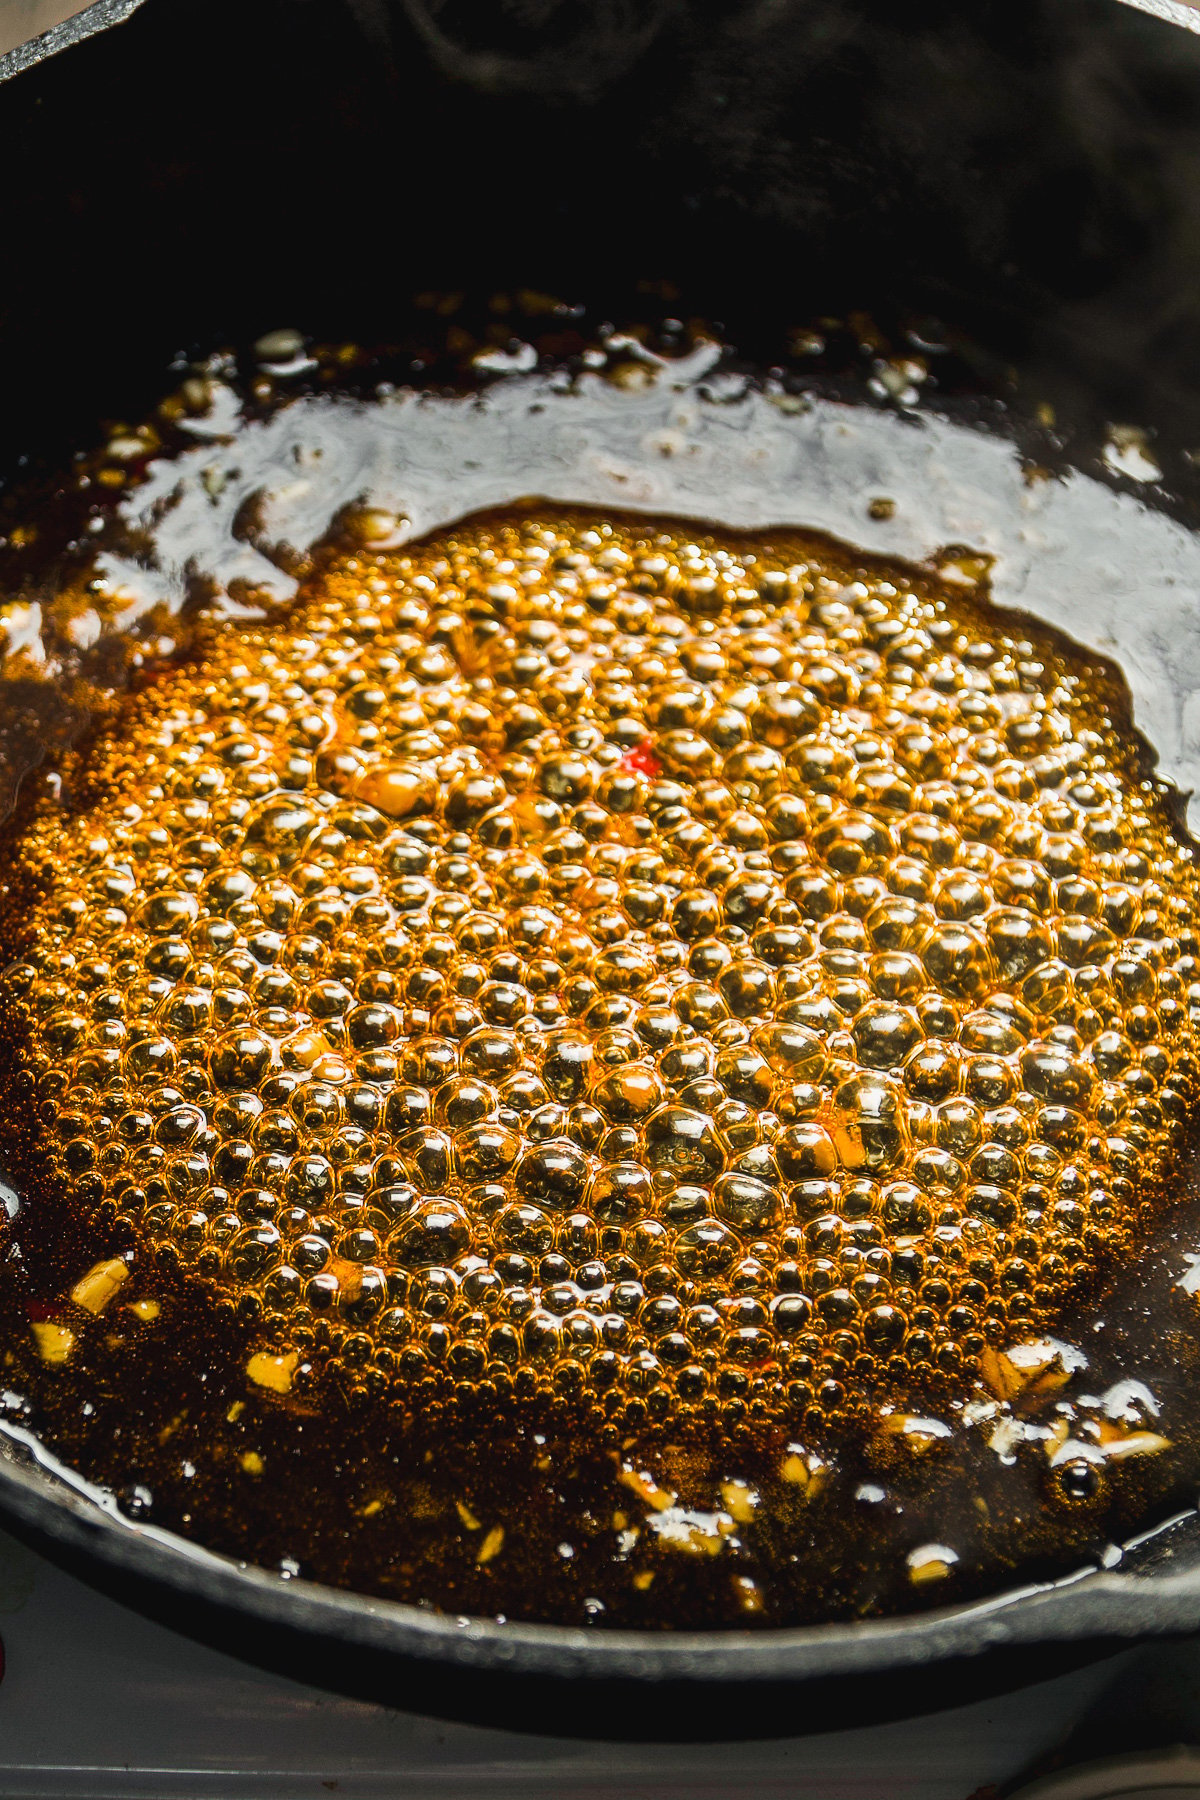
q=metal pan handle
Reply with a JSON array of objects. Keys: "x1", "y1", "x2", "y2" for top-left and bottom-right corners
[
  {"x1": 1, "y1": 0, "x2": 141, "y2": 81},
  {"x1": 1116, "y1": 0, "x2": 1200, "y2": 33}
]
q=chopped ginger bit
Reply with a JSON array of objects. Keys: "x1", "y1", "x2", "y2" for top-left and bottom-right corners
[
  {"x1": 240, "y1": 1451, "x2": 265, "y2": 1476},
  {"x1": 980, "y1": 1338, "x2": 1085, "y2": 1405},
  {"x1": 632, "y1": 1569, "x2": 655, "y2": 1591},
  {"x1": 979, "y1": 1345, "x2": 1021, "y2": 1402},
  {"x1": 907, "y1": 1544, "x2": 959, "y2": 1585},
  {"x1": 70, "y1": 1258, "x2": 128, "y2": 1315},
  {"x1": 456, "y1": 1500, "x2": 481, "y2": 1531},
  {"x1": 1097, "y1": 1417, "x2": 1141, "y2": 1447},
  {"x1": 31, "y1": 1321, "x2": 74, "y2": 1365},
  {"x1": 1043, "y1": 1418, "x2": 1071, "y2": 1459},
  {"x1": 226, "y1": 1401, "x2": 245, "y2": 1423},
  {"x1": 246, "y1": 1349, "x2": 299, "y2": 1393},
  {"x1": 476, "y1": 1524, "x2": 505, "y2": 1566},
  {"x1": 881, "y1": 1414, "x2": 952, "y2": 1452},
  {"x1": 780, "y1": 1448, "x2": 830, "y2": 1497},
  {"x1": 1094, "y1": 1425, "x2": 1172, "y2": 1460},
  {"x1": 618, "y1": 1465, "x2": 675, "y2": 1512},
  {"x1": 647, "y1": 1506, "x2": 736, "y2": 1556},
  {"x1": 612, "y1": 1510, "x2": 628, "y2": 1531},
  {"x1": 360, "y1": 1498, "x2": 386, "y2": 1518},
  {"x1": 734, "y1": 1575, "x2": 764, "y2": 1614},
  {"x1": 127, "y1": 1298, "x2": 160, "y2": 1322},
  {"x1": 720, "y1": 1479, "x2": 760, "y2": 1525},
  {"x1": 157, "y1": 1412, "x2": 186, "y2": 1445}
]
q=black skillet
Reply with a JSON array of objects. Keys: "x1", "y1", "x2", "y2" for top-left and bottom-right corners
[{"x1": 4, "y1": 0, "x2": 1200, "y2": 1739}]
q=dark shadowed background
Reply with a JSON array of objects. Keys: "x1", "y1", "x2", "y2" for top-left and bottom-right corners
[{"x1": 4, "y1": 0, "x2": 1200, "y2": 468}]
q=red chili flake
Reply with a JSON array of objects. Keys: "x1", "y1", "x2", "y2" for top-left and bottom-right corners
[
  {"x1": 134, "y1": 655, "x2": 182, "y2": 693},
  {"x1": 618, "y1": 741, "x2": 660, "y2": 779}
]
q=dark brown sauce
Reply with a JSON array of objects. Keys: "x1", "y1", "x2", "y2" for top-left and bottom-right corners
[{"x1": 0, "y1": 339, "x2": 1198, "y2": 1632}]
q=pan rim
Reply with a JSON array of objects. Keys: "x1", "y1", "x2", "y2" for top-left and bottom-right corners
[{"x1": 1, "y1": 1433, "x2": 1198, "y2": 1684}]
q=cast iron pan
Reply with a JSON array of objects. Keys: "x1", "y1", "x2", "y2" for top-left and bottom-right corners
[{"x1": 5, "y1": 0, "x2": 1200, "y2": 1739}]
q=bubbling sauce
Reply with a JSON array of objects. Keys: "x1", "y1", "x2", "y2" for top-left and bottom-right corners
[{"x1": 0, "y1": 501, "x2": 1198, "y2": 1626}]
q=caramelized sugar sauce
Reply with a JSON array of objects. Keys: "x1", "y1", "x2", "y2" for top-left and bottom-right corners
[{"x1": 0, "y1": 499, "x2": 1197, "y2": 1625}]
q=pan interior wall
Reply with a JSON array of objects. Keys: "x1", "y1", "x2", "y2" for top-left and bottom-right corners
[{"x1": 5, "y1": 0, "x2": 1200, "y2": 468}]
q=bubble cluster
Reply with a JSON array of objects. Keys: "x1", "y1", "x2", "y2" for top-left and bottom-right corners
[{"x1": 3, "y1": 508, "x2": 1198, "y2": 1427}]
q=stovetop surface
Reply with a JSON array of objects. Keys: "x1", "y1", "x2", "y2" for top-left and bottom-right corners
[{"x1": 0, "y1": 1529, "x2": 1197, "y2": 1800}]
